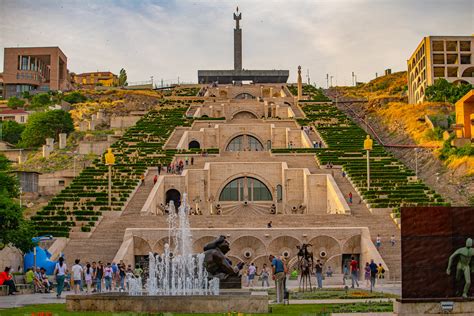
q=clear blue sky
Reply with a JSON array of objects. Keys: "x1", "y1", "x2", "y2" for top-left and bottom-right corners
[{"x1": 0, "y1": 0, "x2": 472, "y2": 86}]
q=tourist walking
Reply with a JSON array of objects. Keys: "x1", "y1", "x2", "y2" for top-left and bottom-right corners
[
  {"x1": 85, "y1": 263, "x2": 93, "y2": 294},
  {"x1": 119, "y1": 263, "x2": 126, "y2": 291},
  {"x1": 377, "y1": 263, "x2": 385, "y2": 284},
  {"x1": 342, "y1": 264, "x2": 349, "y2": 286},
  {"x1": 369, "y1": 259, "x2": 378, "y2": 291},
  {"x1": 140, "y1": 174, "x2": 145, "y2": 186},
  {"x1": 157, "y1": 164, "x2": 162, "y2": 175},
  {"x1": 375, "y1": 235, "x2": 381, "y2": 250},
  {"x1": 350, "y1": 256, "x2": 359, "y2": 288},
  {"x1": 247, "y1": 263, "x2": 256, "y2": 287},
  {"x1": 390, "y1": 235, "x2": 396, "y2": 246},
  {"x1": 153, "y1": 175, "x2": 158, "y2": 185},
  {"x1": 54, "y1": 257, "x2": 68, "y2": 298},
  {"x1": 364, "y1": 262, "x2": 371, "y2": 287},
  {"x1": 104, "y1": 263, "x2": 113, "y2": 291},
  {"x1": 96, "y1": 261, "x2": 104, "y2": 293},
  {"x1": 315, "y1": 259, "x2": 323, "y2": 289},
  {"x1": 267, "y1": 221, "x2": 272, "y2": 228},
  {"x1": 348, "y1": 192, "x2": 353, "y2": 204},
  {"x1": 71, "y1": 259, "x2": 83, "y2": 294},
  {"x1": 261, "y1": 264, "x2": 270, "y2": 288},
  {"x1": 91, "y1": 262, "x2": 97, "y2": 292},
  {"x1": 111, "y1": 262, "x2": 118, "y2": 290},
  {"x1": 191, "y1": 157, "x2": 194, "y2": 165},
  {"x1": 269, "y1": 255, "x2": 285, "y2": 304}
]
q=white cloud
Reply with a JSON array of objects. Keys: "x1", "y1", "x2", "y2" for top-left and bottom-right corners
[{"x1": 0, "y1": 0, "x2": 472, "y2": 87}]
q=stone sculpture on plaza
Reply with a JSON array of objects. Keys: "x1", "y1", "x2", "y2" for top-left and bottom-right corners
[
  {"x1": 203, "y1": 235, "x2": 242, "y2": 288},
  {"x1": 446, "y1": 238, "x2": 473, "y2": 298}
]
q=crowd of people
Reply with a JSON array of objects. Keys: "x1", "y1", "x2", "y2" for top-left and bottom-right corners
[{"x1": 0, "y1": 258, "x2": 145, "y2": 298}]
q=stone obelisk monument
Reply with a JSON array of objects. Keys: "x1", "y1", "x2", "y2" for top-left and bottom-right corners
[
  {"x1": 297, "y1": 65, "x2": 303, "y2": 100},
  {"x1": 233, "y1": 7, "x2": 242, "y2": 71}
]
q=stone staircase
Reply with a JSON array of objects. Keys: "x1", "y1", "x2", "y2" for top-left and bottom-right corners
[{"x1": 61, "y1": 154, "x2": 400, "y2": 280}]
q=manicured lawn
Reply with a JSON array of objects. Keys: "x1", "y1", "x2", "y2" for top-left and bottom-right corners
[{"x1": 1, "y1": 301, "x2": 393, "y2": 315}]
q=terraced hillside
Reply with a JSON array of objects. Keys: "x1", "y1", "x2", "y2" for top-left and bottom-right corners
[
  {"x1": 275, "y1": 102, "x2": 447, "y2": 212},
  {"x1": 31, "y1": 103, "x2": 206, "y2": 237}
]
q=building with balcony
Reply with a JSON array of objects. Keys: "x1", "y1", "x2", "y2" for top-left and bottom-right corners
[
  {"x1": 2, "y1": 47, "x2": 71, "y2": 98},
  {"x1": 407, "y1": 35, "x2": 474, "y2": 104},
  {"x1": 72, "y1": 71, "x2": 119, "y2": 88}
]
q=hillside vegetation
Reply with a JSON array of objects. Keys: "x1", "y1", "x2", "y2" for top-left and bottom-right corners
[{"x1": 338, "y1": 72, "x2": 473, "y2": 177}]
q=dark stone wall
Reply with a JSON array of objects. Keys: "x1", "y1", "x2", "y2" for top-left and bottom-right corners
[{"x1": 401, "y1": 207, "x2": 474, "y2": 299}]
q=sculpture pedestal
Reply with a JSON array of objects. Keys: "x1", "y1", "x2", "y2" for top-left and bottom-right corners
[
  {"x1": 220, "y1": 275, "x2": 242, "y2": 289},
  {"x1": 66, "y1": 290, "x2": 268, "y2": 314},
  {"x1": 395, "y1": 298, "x2": 474, "y2": 316}
]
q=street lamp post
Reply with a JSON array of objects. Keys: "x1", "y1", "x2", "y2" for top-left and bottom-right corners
[
  {"x1": 415, "y1": 148, "x2": 420, "y2": 179},
  {"x1": 364, "y1": 135, "x2": 373, "y2": 191},
  {"x1": 104, "y1": 148, "x2": 115, "y2": 210}
]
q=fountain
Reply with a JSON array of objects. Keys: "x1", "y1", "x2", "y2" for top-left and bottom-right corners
[
  {"x1": 66, "y1": 193, "x2": 268, "y2": 313},
  {"x1": 128, "y1": 195, "x2": 220, "y2": 296}
]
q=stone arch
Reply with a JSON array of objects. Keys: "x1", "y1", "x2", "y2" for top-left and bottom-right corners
[
  {"x1": 234, "y1": 92, "x2": 256, "y2": 100},
  {"x1": 133, "y1": 236, "x2": 152, "y2": 256},
  {"x1": 166, "y1": 189, "x2": 181, "y2": 208},
  {"x1": 188, "y1": 140, "x2": 201, "y2": 149},
  {"x1": 453, "y1": 79, "x2": 470, "y2": 85},
  {"x1": 308, "y1": 235, "x2": 342, "y2": 261},
  {"x1": 268, "y1": 236, "x2": 301, "y2": 259},
  {"x1": 462, "y1": 67, "x2": 474, "y2": 77},
  {"x1": 217, "y1": 173, "x2": 273, "y2": 202},
  {"x1": 152, "y1": 237, "x2": 176, "y2": 254},
  {"x1": 225, "y1": 133, "x2": 264, "y2": 151},
  {"x1": 231, "y1": 110, "x2": 258, "y2": 120},
  {"x1": 324, "y1": 253, "x2": 343, "y2": 273},
  {"x1": 229, "y1": 236, "x2": 267, "y2": 262},
  {"x1": 342, "y1": 234, "x2": 361, "y2": 254},
  {"x1": 192, "y1": 235, "x2": 218, "y2": 253},
  {"x1": 251, "y1": 254, "x2": 272, "y2": 272}
]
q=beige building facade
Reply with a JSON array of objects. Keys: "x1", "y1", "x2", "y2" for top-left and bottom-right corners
[{"x1": 407, "y1": 35, "x2": 474, "y2": 104}]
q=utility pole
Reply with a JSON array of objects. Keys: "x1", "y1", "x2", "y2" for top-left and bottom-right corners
[
  {"x1": 352, "y1": 72, "x2": 355, "y2": 86},
  {"x1": 330, "y1": 76, "x2": 333, "y2": 88},
  {"x1": 306, "y1": 69, "x2": 310, "y2": 85},
  {"x1": 161, "y1": 79, "x2": 164, "y2": 88},
  {"x1": 326, "y1": 74, "x2": 329, "y2": 89}
]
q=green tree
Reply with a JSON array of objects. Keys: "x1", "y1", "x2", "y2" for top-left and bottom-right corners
[
  {"x1": 119, "y1": 68, "x2": 128, "y2": 86},
  {"x1": 0, "y1": 194, "x2": 36, "y2": 253},
  {"x1": 7, "y1": 97, "x2": 25, "y2": 109},
  {"x1": 0, "y1": 154, "x2": 19, "y2": 198},
  {"x1": 20, "y1": 110, "x2": 74, "y2": 148},
  {"x1": 63, "y1": 91, "x2": 87, "y2": 104},
  {"x1": 425, "y1": 79, "x2": 473, "y2": 104},
  {"x1": 0, "y1": 120, "x2": 25, "y2": 145},
  {"x1": 30, "y1": 93, "x2": 52, "y2": 108}
]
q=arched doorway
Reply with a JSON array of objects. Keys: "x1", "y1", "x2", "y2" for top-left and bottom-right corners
[
  {"x1": 188, "y1": 140, "x2": 200, "y2": 149},
  {"x1": 166, "y1": 189, "x2": 181, "y2": 208}
]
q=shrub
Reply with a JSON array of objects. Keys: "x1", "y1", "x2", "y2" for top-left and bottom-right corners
[
  {"x1": 63, "y1": 91, "x2": 87, "y2": 104},
  {"x1": 7, "y1": 97, "x2": 25, "y2": 109}
]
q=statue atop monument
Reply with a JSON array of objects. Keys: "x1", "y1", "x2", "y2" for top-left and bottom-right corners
[
  {"x1": 446, "y1": 238, "x2": 473, "y2": 298},
  {"x1": 233, "y1": 6, "x2": 241, "y2": 30}
]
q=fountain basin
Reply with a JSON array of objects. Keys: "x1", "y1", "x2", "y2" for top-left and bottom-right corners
[{"x1": 66, "y1": 290, "x2": 269, "y2": 314}]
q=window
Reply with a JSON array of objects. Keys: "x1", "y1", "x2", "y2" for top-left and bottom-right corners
[
  {"x1": 21, "y1": 56, "x2": 29, "y2": 70},
  {"x1": 446, "y1": 41, "x2": 457, "y2": 51},
  {"x1": 58, "y1": 180, "x2": 65, "y2": 186},
  {"x1": 433, "y1": 54, "x2": 444, "y2": 64},
  {"x1": 460, "y1": 41, "x2": 471, "y2": 52},
  {"x1": 446, "y1": 54, "x2": 458, "y2": 64},
  {"x1": 219, "y1": 177, "x2": 272, "y2": 201},
  {"x1": 433, "y1": 67, "x2": 445, "y2": 77},
  {"x1": 432, "y1": 41, "x2": 444, "y2": 51},
  {"x1": 226, "y1": 135, "x2": 264, "y2": 151},
  {"x1": 461, "y1": 54, "x2": 471, "y2": 64},
  {"x1": 447, "y1": 67, "x2": 458, "y2": 77}
]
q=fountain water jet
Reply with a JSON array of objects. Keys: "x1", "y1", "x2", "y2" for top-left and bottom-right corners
[{"x1": 128, "y1": 193, "x2": 219, "y2": 296}]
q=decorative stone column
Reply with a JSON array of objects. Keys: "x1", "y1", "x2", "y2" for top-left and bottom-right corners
[
  {"x1": 59, "y1": 133, "x2": 67, "y2": 149},
  {"x1": 297, "y1": 65, "x2": 303, "y2": 100}
]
